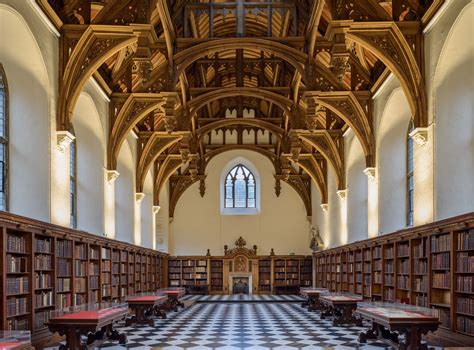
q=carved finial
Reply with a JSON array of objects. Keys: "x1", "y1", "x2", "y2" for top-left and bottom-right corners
[
  {"x1": 253, "y1": 245, "x2": 257, "y2": 254},
  {"x1": 206, "y1": 249, "x2": 210, "y2": 256},
  {"x1": 270, "y1": 248, "x2": 275, "y2": 256},
  {"x1": 224, "y1": 245, "x2": 228, "y2": 255},
  {"x1": 235, "y1": 236, "x2": 246, "y2": 248},
  {"x1": 199, "y1": 178, "x2": 206, "y2": 197},
  {"x1": 274, "y1": 178, "x2": 281, "y2": 197}
]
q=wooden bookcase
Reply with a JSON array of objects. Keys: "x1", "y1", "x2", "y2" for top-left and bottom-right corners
[
  {"x1": 168, "y1": 254, "x2": 312, "y2": 294},
  {"x1": 0, "y1": 211, "x2": 167, "y2": 343},
  {"x1": 314, "y1": 212, "x2": 474, "y2": 341}
]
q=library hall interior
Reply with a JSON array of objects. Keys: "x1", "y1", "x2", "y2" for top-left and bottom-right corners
[{"x1": 0, "y1": 0, "x2": 473, "y2": 349}]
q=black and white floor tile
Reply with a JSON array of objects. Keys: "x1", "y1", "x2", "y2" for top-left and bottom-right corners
[
  {"x1": 182, "y1": 294, "x2": 305, "y2": 303},
  {"x1": 44, "y1": 302, "x2": 443, "y2": 350}
]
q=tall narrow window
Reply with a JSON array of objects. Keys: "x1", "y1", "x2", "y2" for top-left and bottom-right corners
[
  {"x1": 407, "y1": 121, "x2": 414, "y2": 227},
  {"x1": 225, "y1": 164, "x2": 256, "y2": 208},
  {"x1": 0, "y1": 64, "x2": 9, "y2": 211},
  {"x1": 70, "y1": 132, "x2": 77, "y2": 228}
]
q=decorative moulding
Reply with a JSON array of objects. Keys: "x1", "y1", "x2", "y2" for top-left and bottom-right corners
[
  {"x1": 320, "y1": 203, "x2": 329, "y2": 212},
  {"x1": 135, "y1": 192, "x2": 145, "y2": 203},
  {"x1": 153, "y1": 205, "x2": 161, "y2": 214},
  {"x1": 106, "y1": 170, "x2": 120, "y2": 184},
  {"x1": 409, "y1": 127, "x2": 428, "y2": 146},
  {"x1": 363, "y1": 167, "x2": 376, "y2": 181},
  {"x1": 336, "y1": 189, "x2": 347, "y2": 200},
  {"x1": 56, "y1": 131, "x2": 75, "y2": 152}
]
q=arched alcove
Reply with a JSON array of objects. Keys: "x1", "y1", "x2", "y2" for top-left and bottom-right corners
[
  {"x1": 0, "y1": 5, "x2": 50, "y2": 221},
  {"x1": 115, "y1": 140, "x2": 135, "y2": 243},
  {"x1": 72, "y1": 92, "x2": 106, "y2": 234},
  {"x1": 346, "y1": 135, "x2": 368, "y2": 243},
  {"x1": 377, "y1": 87, "x2": 412, "y2": 233},
  {"x1": 434, "y1": 3, "x2": 474, "y2": 219},
  {"x1": 170, "y1": 150, "x2": 309, "y2": 256}
]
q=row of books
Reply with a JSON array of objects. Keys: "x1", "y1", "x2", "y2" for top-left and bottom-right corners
[
  {"x1": 434, "y1": 308, "x2": 451, "y2": 329},
  {"x1": 75, "y1": 277, "x2": 86, "y2": 292},
  {"x1": 35, "y1": 254, "x2": 52, "y2": 270},
  {"x1": 373, "y1": 246, "x2": 382, "y2": 259},
  {"x1": 75, "y1": 244, "x2": 87, "y2": 260},
  {"x1": 56, "y1": 240, "x2": 72, "y2": 258},
  {"x1": 35, "y1": 290, "x2": 53, "y2": 308},
  {"x1": 385, "y1": 261, "x2": 394, "y2": 273},
  {"x1": 385, "y1": 247, "x2": 394, "y2": 259},
  {"x1": 413, "y1": 276, "x2": 428, "y2": 292},
  {"x1": 397, "y1": 275, "x2": 409, "y2": 289},
  {"x1": 457, "y1": 316, "x2": 474, "y2": 335},
  {"x1": 432, "y1": 252, "x2": 450, "y2": 269},
  {"x1": 458, "y1": 296, "x2": 474, "y2": 316},
  {"x1": 431, "y1": 234, "x2": 451, "y2": 253},
  {"x1": 6, "y1": 318, "x2": 29, "y2": 331},
  {"x1": 90, "y1": 247, "x2": 100, "y2": 259},
  {"x1": 57, "y1": 277, "x2": 71, "y2": 292},
  {"x1": 56, "y1": 258, "x2": 71, "y2": 276},
  {"x1": 414, "y1": 261, "x2": 428, "y2": 275},
  {"x1": 90, "y1": 276, "x2": 99, "y2": 289},
  {"x1": 102, "y1": 273, "x2": 111, "y2": 284},
  {"x1": 7, "y1": 234, "x2": 26, "y2": 253},
  {"x1": 101, "y1": 247, "x2": 111, "y2": 260},
  {"x1": 457, "y1": 276, "x2": 473, "y2": 293},
  {"x1": 89, "y1": 261, "x2": 100, "y2": 275},
  {"x1": 74, "y1": 294, "x2": 87, "y2": 305},
  {"x1": 56, "y1": 294, "x2": 71, "y2": 309},
  {"x1": 432, "y1": 272, "x2": 450, "y2": 289},
  {"x1": 6, "y1": 255, "x2": 27, "y2": 273},
  {"x1": 112, "y1": 251, "x2": 120, "y2": 262},
  {"x1": 101, "y1": 260, "x2": 111, "y2": 271},
  {"x1": 35, "y1": 237, "x2": 52, "y2": 253},
  {"x1": 6, "y1": 277, "x2": 29, "y2": 295},
  {"x1": 384, "y1": 274, "x2": 395, "y2": 286},
  {"x1": 458, "y1": 230, "x2": 474, "y2": 251},
  {"x1": 414, "y1": 293, "x2": 428, "y2": 307},
  {"x1": 34, "y1": 310, "x2": 50, "y2": 330},
  {"x1": 413, "y1": 239, "x2": 428, "y2": 258},
  {"x1": 397, "y1": 244, "x2": 409, "y2": 257},
  {"x1": 398, "y1": 260, "x2": 409, "y2": 274},
  {"x1": 6, "y1": 297, "x2": 28, "y2": 316},
  {"x1": 35, "y1": 272, "x2": 52, "y2": 289},
  {"x1": 457, "y1": 252, "x2": 474, "y2": 273}
]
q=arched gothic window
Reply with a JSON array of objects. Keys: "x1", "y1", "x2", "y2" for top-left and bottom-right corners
[
  {"x1": 0, "y1": 64, "x2": 9, "y2": 211},
  {"x1": 406, "y1": 121, "x2": 414, "y2": 227},
  {"x1": 225, "y1": 164, "x2": 256, "y2": 208},
  {"x1": 70, "y1": 130, "x2": 77, "y2": 228}
]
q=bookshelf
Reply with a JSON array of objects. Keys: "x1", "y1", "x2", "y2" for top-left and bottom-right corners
[
  {"x1": 210, "y1": 259, "x2": 224, "y2": 293},
  {"x1": 313, "y1": 213, "x2": 474, "y2": 342},
  {"x1": 300, "y1": 258, "x2": 312, "y2": 287},
  {"x1": 0, "y1": 212, "x2": 168, "y2": 345},
  {"x1": 258, "y1": 259, "x2": 271, "y2": 292}
]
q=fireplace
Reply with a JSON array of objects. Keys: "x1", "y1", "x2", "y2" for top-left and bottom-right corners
[
  {"x1": 229, "y1": 273, "x2": 253, "y2": 294},
  {"x1": 232, "y1": 277, "x2": 249, "y2": 294}
]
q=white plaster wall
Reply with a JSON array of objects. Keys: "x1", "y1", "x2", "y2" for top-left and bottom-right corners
[
  {"x1": 115, "y1": 140, "x2": 135, "y2": 243},
  {"x1": 433, "y1": 3, "x2": 474, "y2": 219},
  {"x1": 376, "y1": 86, "x2": 412, "y2": 233},
  {"x1": 170, "y1": 150, "x2": 310, "y2": 256},
  {"x1": 326, "y1": 169, "x2": 342, "y2": 248},
  {"x1": 71, "y1": 92, "x2": 106, "y2": 234},
  {"x1": 156, "y1": 186, "x2": 170, "y2": 252},
  {"x1": 141, "y1": 171, "x2": 154, "y2": 249},
  {"x1": 346, "y1": 134, "x2": 368, "y2": 243},
  {"x1": 0, "y1": 5, "x2": 52, "y2": 221}
]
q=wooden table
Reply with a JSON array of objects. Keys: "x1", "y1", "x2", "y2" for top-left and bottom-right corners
[
  {"x1": 319, "y1": 294, "x2": 363, "y2": 326},
  {"x1": 300, "y1": 288, "x2": 328, "y2": 311},
  {"x1": 158, "y1": 288, "x2": 186, "y2": 312},
  {"x1": 46, "y1": 305, "x2": 128, "y2": 350},
  {"x1": 355, "y1": 305, "x2": 440, "y2": 350},
  {"x1": 126, "y1": 295, "x2": 168, "y2": 326}
]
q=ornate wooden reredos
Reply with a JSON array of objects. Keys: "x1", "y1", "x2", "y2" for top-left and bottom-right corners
[
  {"x1": 39, "y1": 0, "x2": 442, "y2": 218},
  {"x1": 224, "y1": 236, "x2": 257, "y2": 273}
]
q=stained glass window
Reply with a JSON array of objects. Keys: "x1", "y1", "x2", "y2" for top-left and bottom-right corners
[
  {"x1": 0, "y1": 64, "x2": 8, "y2": 211},
  {"x1": 224, "y1": 164, "x2": 256, "y2": 208}
]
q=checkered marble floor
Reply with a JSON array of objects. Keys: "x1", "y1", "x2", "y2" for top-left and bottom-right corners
[
  {"x1": 44, "y1": 302, "x2": 443, "y2": 350},
  {"x1": 182, "y1": 294, "x2": 304, "y2": 302}
]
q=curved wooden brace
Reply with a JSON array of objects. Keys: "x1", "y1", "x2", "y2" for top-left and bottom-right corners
[
  {"x1": 135, "y1": 132, "x2": 184, "y2": 193},
  {"x1": 174, "y1": 38, "x2": 308, "y2": 84},
  {"x1": 154, "y1": 155, "x2": 183, "y2": 205},
  {"x1": 346, "y1": 22, "x2": 427, "y2": 127},
  {"x1": 280, "y1": 175, "x2": 312, "y2": 217},
  {"x1": 196, "y1": 119, "x2": 285, "y2": 143},
  {"x1": 188, "y1": 87, "x2": 294, "y2": 117},
  {"x1": 168, "y1": 174, "x2": 206, "y2": 218},
  {"x1": 298, "y1": 131, "x2": 345, "y2": 190},
  {"x1": 308, "y1": 91, "x2": 375, "y2": 168},
  {"x1": 294, "y1": 155, "x2": 328, "y2": 205},
  {"x1": 108, "y1": 92, "x2": 178, "y2": 170},
  {"x1": 58, "y1": 25, "x2": 137, "y2": 130}
]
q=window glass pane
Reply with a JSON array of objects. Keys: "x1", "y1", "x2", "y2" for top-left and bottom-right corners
[{"x1": 234, "y1": 179, "x2": 246, "y2": 207}]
